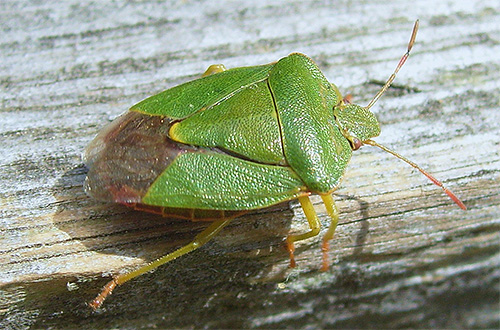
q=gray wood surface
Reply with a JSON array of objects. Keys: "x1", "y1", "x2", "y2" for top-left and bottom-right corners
[{"x1": 1, "y1": 1, "x2": 499, "y2": 329}]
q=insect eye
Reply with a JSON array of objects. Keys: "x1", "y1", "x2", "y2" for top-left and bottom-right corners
[
  {"x1": 350, "y1": 137, "x2": 362, "y2": 150},
  {"x1": 343, "y1": 94, "x2": 353, "y2": 104}
]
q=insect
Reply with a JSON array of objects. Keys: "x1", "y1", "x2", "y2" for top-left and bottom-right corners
[{"x1": 84, "y1": 20, "x2": 466, "y2": 309}]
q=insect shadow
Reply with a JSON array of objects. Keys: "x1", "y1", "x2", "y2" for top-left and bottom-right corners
[
  {"x1": 336, "y1": 193, "x2": 371, "y2": 257},
  {"x1": 51, "y1": 164, "x2": 295, "y2": 309},
  {"x1": 50, "y1": 164, "x2": 371, "y2": 322}
]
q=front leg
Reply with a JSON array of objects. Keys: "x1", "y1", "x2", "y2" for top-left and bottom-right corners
[{"x1": 286, "y1": 195, "x2": 321, "y2": 268}]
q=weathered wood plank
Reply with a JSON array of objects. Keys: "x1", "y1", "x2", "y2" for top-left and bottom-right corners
[{"x1": 1, "y1": 0, "x2": 499, "y2": 329}]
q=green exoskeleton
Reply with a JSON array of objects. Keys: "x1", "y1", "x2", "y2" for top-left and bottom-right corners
[{"x1": 84, "y1": 20, "x2": 465, "y2": 309}]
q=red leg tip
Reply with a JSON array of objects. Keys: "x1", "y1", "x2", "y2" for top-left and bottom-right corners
[
  {"x1": 285, "y1": 239, "x2": 297, "y2": 268},
  {"x1": 320, "y1": 240, "x2": 330, "y2": 271},
  {"x1": 88, "y1": 278, "x2": 118, "y2": 310}
]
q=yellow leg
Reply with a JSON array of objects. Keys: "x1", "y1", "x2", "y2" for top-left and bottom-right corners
[
  {"x1": 320, "y1": 194, "x2": 339, "y2": 271},
  {"x1": 89, "y1": 218, "x2": 232, "y2": 310},
  {"x1": 286, "y1": 196, "x2": 321, "y2": 268},
  {"x1": 202, "y1": 64, "x2": 226, "y2": 77}
]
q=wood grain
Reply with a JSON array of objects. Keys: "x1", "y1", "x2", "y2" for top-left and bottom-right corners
[{"x1": 1, "y1": 1, "x2": 499, "y2": 328}]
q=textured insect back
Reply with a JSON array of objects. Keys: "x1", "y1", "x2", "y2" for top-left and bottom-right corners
[{"x1": 269, "y1": 53, "x2": 351, "y2": 193}]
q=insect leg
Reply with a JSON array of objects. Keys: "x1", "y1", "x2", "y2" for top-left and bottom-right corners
[
  {"x1": 89, "y1": 217, "x2": 232, "y2": 310},
  {"x1": 286, "y1": 195, "x2": 321, "y2": 268},
  {"x1": 202, "y1": 64, "x2": 227, "y2": 77},
  {"x1": 320, "y1": 194, "x2": 339, "y2": 271}
]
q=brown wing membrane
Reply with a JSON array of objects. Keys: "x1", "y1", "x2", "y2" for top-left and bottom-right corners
[
  {"x1": 84, "y1": 111, "x2": 191, "y2": 204},
  {"x1": 84, "y1": 111, "x2": 246, "y2": 221}
]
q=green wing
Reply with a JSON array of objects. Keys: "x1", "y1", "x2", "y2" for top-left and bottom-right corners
[
  {"x1": 169, "y1": 79, "x2": 285, "y2": 165},
  {"x1": 142, "y1": 151, "x2": 307, "y2": 210},
  {"x1": 131, "y1": 63, "x2": 274, "y2": 119}
]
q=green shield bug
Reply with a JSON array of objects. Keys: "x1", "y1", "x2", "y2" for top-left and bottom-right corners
[{"x1": 85, "y1": 20, "x2": 466, "y2": 309}]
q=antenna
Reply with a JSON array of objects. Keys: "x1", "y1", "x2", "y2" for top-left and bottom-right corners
[
  {"x1": 365, "y1": 20, "x2": 419, "y2": 110},
  {"x1": 364, "y1": 139, "x2": 466, "y2": 210},
  {"x1": 361, "y1": 21, "x2": 465, "y2": 210}
]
